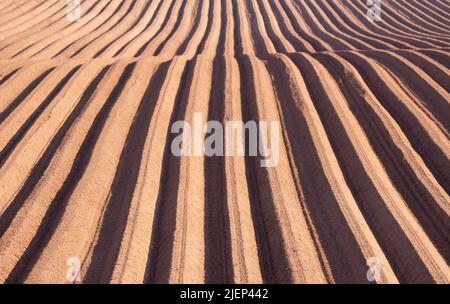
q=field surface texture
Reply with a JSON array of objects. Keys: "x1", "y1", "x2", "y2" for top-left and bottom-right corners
[{"x1": 0, "y1": 0, "x2": 449, "y2": 284}]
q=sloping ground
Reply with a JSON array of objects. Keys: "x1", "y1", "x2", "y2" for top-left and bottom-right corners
[{"x1": 0, "y1": 0, "x2": 449, "y2": 284}]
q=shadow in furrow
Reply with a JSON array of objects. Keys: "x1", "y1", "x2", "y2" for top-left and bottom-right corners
[
  {"x1": 12, "y1": 0, "x2": 105, "y2": 58},
  {"x1": 266, "y1": 0, "x2": 309, "y2": 52},
  {"x1": 338, "y1": 52, "x2": 450, "y2": 195},
  {"x1": 0, "y1": 66, "x2": 110, "y2": 240},
  {"x1": 243, "y1": 0, "x2": 271, "y2": 57},
  {"x1": 417, "y1": 49, "x2": 450, "y2": 69},
  {"x1": 69, "y1": 0, "x2": 136, "y2": 58},
  {"x1": 204, "y1": 58, "x2": 234, "y2": 283},
  {"x1": 196, "y1": 0, "x2": 216, "y2": 55},
  {"x1": 114, "y1": 0, "x2": 166, "y2": 57},
  {"x1": 232, "y1": 0, "x2": 243, "y2": 57},
  {"x1": 237, "y1": 57, "x2": 292, "y2": 283},
  {"x1": 54, "y1": 0, "x2": 127, "y2": 58},
  {"x1": 0, "y1": 69, "x2": 18, "y2": 86},
  {"x1": 5, "y1": 63, "x2": 136, "y2": 283},
  {"x1": 277, "y1": 0, "x2": 324, "y2": 51},
  {"x1": 267, "y1": 56, "x2": 369, "y2": 283},
  {"x1": 215, "y1": 0, "x2": 228, "y2": 56},
  {"x1": 177, "y1": 0, "x2": 205, "y2": 55},
  {"x1": 144, "y1": 59, "x2": 194, "y2": 283},
  {"x1": 84, "y1": 62, "x2": 171, "y2": 283},
  {"x1": 362, "y1": 50, "x2": 449, "y2": 132},
  {"x1": 0, "y1": 66, "x2": 80, "y2": 168},
  {"x1": 315, "y1": 53, "x2": 450, "y2": 262},
  {"x1": 290, "y1": 53, "x2": 436, "y2": 283},
  {"x1": 153, "y1": 0, "x2": 189, "y2": 56},
  {"x1": 34, "y1": 0, "x2": 116, "y2": 58},
  {"x1": 0, "y1": 68, "x2": 53, "y2": 125},
  {"x1": 94, "y1": 0, "x2": 151, "y2": 58},
  {"x1": 135, "y1": 0, "x2": 179, "y2": 57}
]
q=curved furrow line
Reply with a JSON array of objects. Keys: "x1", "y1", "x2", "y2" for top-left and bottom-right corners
[
  {"x1": 0, "y1": 60, "x2": 111, "y2": 212},
  {"x1": 242, "y1": 0, "x2": 276, "y2": 56},
  {"x1": 303, "y1": 0, "x2": 374, "y2": 50},
  {"x1": 420, "y1": 0, "x2": 450, "y2": 18},
  {"x1": 118, "y1": 0, "x2": 176, "y2": 57},
  {"x1": 62, "y1": 0, "x2": 148, "y2": 59},
  {"x1": 267, "y1": 0, "x2": 315, "y2": 52},
  {"x1": 257, "y1": 0, "x2": 296, "y2": 53},
  {"x1": 335, "y1": 0, "x2": 435, "y2": 49},
  {"x1": 314, "y1": 52, "x2": 450, "y2": 262},
  {"x1": 54, "y1": 0, "x2": 133, "y2": 58},
  {"x1": 267, "y1": 54, "x2": 398, "y2": 284},
  {"x1": 0, "y1": 69, "x2": 18, "y2": 87},
  {"x1": 0, "y1": 0, "x2": 35, "y2": 16},
  {"x1": 18, "y1": 0, "x2": 119, "y2": 60},
  {"x1": 0, "y1": 0, "x2": 60, "y2": 34},
  {"x1": 5, "y1": 59, "x2": 155, "y2": 284},
  {"x1": 38, "y1": 0, "x2": 129, "y2": 59},
  {"x1": 0, "y1": 0, "x2": 92, "y2": 49},
  {"x1": 378, "y1": 0, "x2": 450, "y2": 39},
  {"x1": 82, "y1": 60, "x2": 171, "y2": 283},
  {"x1": 0, "y1": 63, "x2": 81, "y2": 170},
  {"x1": 392, "y1": 49, "x2": 450, "y2": 92},
  {"x1": 135, "y1": 0, "x2": 186, "y2": 57},
  {"x1": 110, "y1": 0, "x2": 165, "y2": 57},
  {"x1": 361, "y1": 50, "x2": 450, "y2": 132},
  {"x1": 90, "y1": 0, "x2": 162, "y2": 58},
  {"x1": 232, "y1": 0, "x2": 255, "y2": 56},
  {"x1": 390, "y1": 0, "x2": 450, "y2": 34},
  {"x1": 1, "y1": 60, "x2": 136, "y2": 283},
  {"x1": 346, "y1": 0, "x2": 446, "y2": 48},
  {"x1": 338, "y1": 52, "x2": 450, "y2": 195},
  {"x1": 69, "y1": 0, "x2": 138, "y2": 58},
  {"x1": 0, "y1": 0, "x2": 103, "y2": 59},
  {"x1": 239, "y1": 56, "x2": 329, "y2": 283},
  {"x1": 0, "y1": 68, "x2": 53, "y2": 126},
  {"x1": 350, "y1": 0, "x2": 449, "y2": 47},
  {"x1": 176, "y1": 0, "x2": 209, "y2": 57},
  {"x1": 0, "y1": 64, "x2": 117, "y2": 282},
  {"x1": 291, "y1": 0, "x2": 355, "y2": 51},
  {"x1": 322, "y1": 0, "x2": 411, "y2": 50},
  {"x1": 0, "y1": 60, "x2": 58, "y2": 115},
  {"x1": 434, "y1": 0, "x2": 450, "y2": 10},
  {"x1": 417, "y1": 48, "x2": 450, "y2": 68},
  {"x1": 12, "y1": 0, "x2": 106, "y2": 58},
  {"x1": 197, "y1": 0, "x2": 222, "y2": 56},
  {"x1": 247, "y1": 0, "x2": 279, "y2": 55},
  {"x1": 92, "y1": 0, "x2": 162, "y2": 59},
  {"x1": 400, "y1": 0, "x2": 450, "y2": 29},
  {"x1": 0, "y1": 0, "x2": 25, "y2": 13},
  {"x1": 290, "y1": 52, "x2": 449, "y2": 283},
  {"x1": 275, "y1": 0, "x2": 330, "y2": 51},
  {"x1": 153, "y1": 0, "x2": 200, "y2": 58},
  {"x1": 376, "y1": 1, "x2": 450, "y2": 40},
  {"x1": 110, "y1": 57, "x2": 187, "y2": 284},
  {"x1": 0, "y1": 0, "x2": 50, "y2": 27},
  {"x1": 0, "y1": 0, "x2": 449, "y2": 284}
]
